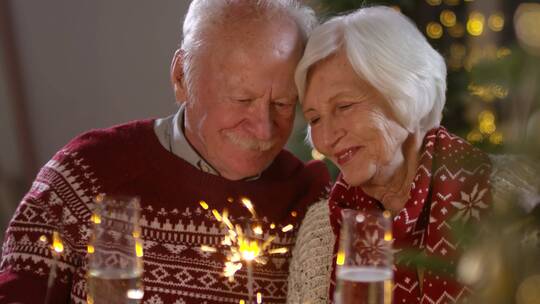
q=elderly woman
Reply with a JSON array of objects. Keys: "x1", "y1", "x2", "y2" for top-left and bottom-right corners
[{"x1": 287, "y1": 6, "x2": 493, "y2": 304}]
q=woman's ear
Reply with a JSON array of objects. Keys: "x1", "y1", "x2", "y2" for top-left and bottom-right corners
[{"x1": 170, "y1": 49, "x2": 188, "y2": 104}]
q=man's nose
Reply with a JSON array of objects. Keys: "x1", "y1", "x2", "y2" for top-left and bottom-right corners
[{"x1": 248, "y1": 99, "x2": 274, "y2": 140}]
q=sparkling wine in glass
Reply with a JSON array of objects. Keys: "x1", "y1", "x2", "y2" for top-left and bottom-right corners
[
  {"x1": 334, "y1": 209, "x2": 393, "y2": 304},
  {"x1": 87, "y1": 195, "x2": 144, "y2": 304}
]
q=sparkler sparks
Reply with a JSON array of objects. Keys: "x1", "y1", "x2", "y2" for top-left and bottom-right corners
[
  {"x1": 198, "y1": 196, "x2": 294, "y2": 296},
  {"x1": 52, "y1": 231, "x2": 64, "y2": 253}
]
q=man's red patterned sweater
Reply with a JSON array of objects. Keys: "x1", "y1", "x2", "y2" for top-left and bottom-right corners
[{"x1": 0, "y1": 119, "x2": 329, "y2": 304}]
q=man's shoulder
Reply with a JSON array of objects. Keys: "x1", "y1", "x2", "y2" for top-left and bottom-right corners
[
  {"x1": 433, "y1": 126, "x2": 491, "y2": 172},
  {"x1": 49, "y1": 119, "x2": 156, "y2": 180},
  {"x1": 63, "y1": 119, "x2": 154, "y2": 154}
]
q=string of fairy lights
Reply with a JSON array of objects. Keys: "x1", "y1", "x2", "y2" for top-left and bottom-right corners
[{"x1": 422, "y1": 0, "x2": 508, "y2": 146}]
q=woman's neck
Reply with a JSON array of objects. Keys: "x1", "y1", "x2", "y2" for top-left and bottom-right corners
[{"x1": 362, "y1": 131, "x2": 425, "y2": 215}]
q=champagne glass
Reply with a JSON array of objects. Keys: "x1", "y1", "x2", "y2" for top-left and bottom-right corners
[
  {"x1": 87, "y1": 195, "x2": 144, "y2": 304},
  {"x1": 334, "y1": 209, "x2": 393, "y2": 304}
]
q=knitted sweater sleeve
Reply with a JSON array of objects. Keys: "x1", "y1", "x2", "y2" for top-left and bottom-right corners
[
  {"x1": 287, "y1": 199, "x2": 335, "y2": 304},
  {"x1": 0, "y1": 147, "x2": 93, "y2": 303}
]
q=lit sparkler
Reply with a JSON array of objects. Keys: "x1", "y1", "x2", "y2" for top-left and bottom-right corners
[{"x1": 199, "y1": 197, "x2": 294, "y2": 303}]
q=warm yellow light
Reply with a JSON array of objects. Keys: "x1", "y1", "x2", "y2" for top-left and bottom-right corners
[
  {"x1": 384, "y1": 280, "x2": 393, "y2": 304},
  {"x1": 126, "y1": 289, "x2": 144, "y2": 300},
  {"x1": 268, "y1": 247, "x2": 288, "y2": 255},
  {"x1": 253, "y1": 225, "x2": 263, "y2": 235},
  {"x1": 336, "y1": 251, "x2": 345, "y2": 266},
  {"x1": 384, "y1": 231, "x2": 393, "y2": 242},
  {"x1": 241, "y1": 197, "x2": 257, "y2": 218},
  {"x1": 199, "y1": 200, "x2": 209, "y2": 210},
  {"x1": 382, "y1": 210, "x2": 391, "y2": 219},
  {"x1": 212, "y1": 209, "x2": 222, "y2": 222},
  {"x1": 291, "y1": 211, "x2": 298, "y2": 217},
  {"x1": 467, "y1": 12, "x2": 485, "y2": 36},
  {"x1": 39, "y1": 235, "x2": 48, "y2": 243},
  {"x1": 311, "y1": 149, "x2": 325, "y2": 160},
  {"x1": 95, "y1": 194, "x2": 104, "y2": 203},
  {"x1": 478, "y1": 111, "x2": 495, "y2": 124},
  {"x1": 488, "y1": 13, "x2": 505, "y2": 32},
  {"x1": 201, "y1": 245, "x2": 217, "y2": 253},
  {"x1": 132, "y1": 229, "x2": 141, "y2": 238},
  {"x1": 239, "y1": 238, "x2": 260, "y2": 261},
  {"x1": 52, "y1": 231, "x2": 64, "y2": 253},
  {"x1": 239, "y1": 300, "x2": 246, "y2": 304},
  {"x1": 496, "y1": 47, "x2": 512, "y2": 59},
  {"x1": 87, "y1": 245, "x2": 95, "y2": 254},
  {"x1": 222, "y1": 236, "x2": 232, "y2": 246},
  {"x1": 270, "y1": 223, "x2": 276, "y2": 229},
  {"x1": 448, "y1": 22, "x2": 465, "y2": 38},
  {"x1": 467, "y1": 130, "x2": 483, "y2": 143},
  {"x1": 91, "y1": 213, "x2": 101, "y2": 224},
  {"x1": 440, "y1": 10, "x2": 457, "y2": 27},
  {"x1": 135, "y1": 240, "x2": 144, "y2": 257},
  {"x1": 489, "y1": 131, "x2": 504, "y2": 145},
  {"x1": 281, "y1": 224, "x2": 294, "y2": 233},
  {"x1": 257, "y1": 292, "x2": 262, "y2": 304},
  {"x1": 479, "y1": 121, "x2": 496, "y2": 135},
  {"x1": 224, "y1": 261, "x2": 242, "y2": 277},
  {"x1": 426, "y1": 0, "x2": 442, "y2": 6},
  {"x1": 426, "y1": 22, "x2": 443, "y2": 39}
]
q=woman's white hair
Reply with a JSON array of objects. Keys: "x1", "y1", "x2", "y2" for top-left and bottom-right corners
[
  {"x1": 181, "y1": 0, "x2": 317, "y2": 97},
  {"x1": 296, "y1": 6, "x2": 447, "y2": 133}
]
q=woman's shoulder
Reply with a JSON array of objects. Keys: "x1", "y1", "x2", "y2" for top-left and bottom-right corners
[{"x1": 432, "y1": 126, "x2": 491, "y2": 173}]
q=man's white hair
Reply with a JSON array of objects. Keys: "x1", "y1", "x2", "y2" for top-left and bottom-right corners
[
  {"x1": 296, "y1": 6, "x2": 447, "y2": 133},
  {"x1": 180, "y1": 0, "x2": 317, "y2": 97}
]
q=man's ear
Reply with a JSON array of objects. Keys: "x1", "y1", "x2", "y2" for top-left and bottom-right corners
[{"x1": 171, "y1": 49, "x2": 188, "y2": 104}]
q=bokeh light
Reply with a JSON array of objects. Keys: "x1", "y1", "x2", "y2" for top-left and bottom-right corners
[
  {"x1": 467, "y1": 130, "x2": 483, "y2": 143},
  {"x1": 426, "y1": 22, "x2": 443, "y2": 39},
  {"x1": 516, "y1": 275, "x2": 540, "y2": 304},
  {"x1": 478, "y1": 110, "x2": 496, "y2": 135},
  {"x1": 440, "y1": 10, "x2": 457, "y2": 27},
  {"x1": 514, "y1": 3, "x2": 540, "y2": 56},
  {"x1": 448, "y1": 22, "x2": 465, "y2": 38},
  {"x1": 488, "y1": 12, "x2": 505, "y2": 32},
  {"x1": 489, "y1": 131, "x2": 504, "y2": 145},
  {"x1": 467, "y1": 12, "x2": 485, "y2": 36}
]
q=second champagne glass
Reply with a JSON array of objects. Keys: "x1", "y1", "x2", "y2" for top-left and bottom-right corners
[{"x1": 334, "y1": 209, "x2": 393, "y2": 304}]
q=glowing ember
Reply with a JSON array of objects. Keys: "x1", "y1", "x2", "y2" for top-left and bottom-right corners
[
  {"x1": 201, "y1": 245, "x2": 217, "y2": 253},
  {"x1": 52, "y1": 231, "x2": 64, "y2": 253},
  {"x1": 199, "y1": 200, "x2": 209, "y2": 210},
  {"x1": 241, "y1": 197, "x2": 257, "y2": 218},
  {"x1": 281, "y1": 224, "x2": 294, "y2": 232}
]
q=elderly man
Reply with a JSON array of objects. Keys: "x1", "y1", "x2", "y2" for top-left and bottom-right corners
[{"x1": 0, "y1": 1, "x2": 328, "y2": 303}]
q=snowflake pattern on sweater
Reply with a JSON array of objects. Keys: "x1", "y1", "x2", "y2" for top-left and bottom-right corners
[{"x1": 328, "y1": 127, "x2": 492, "y2": 304}]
